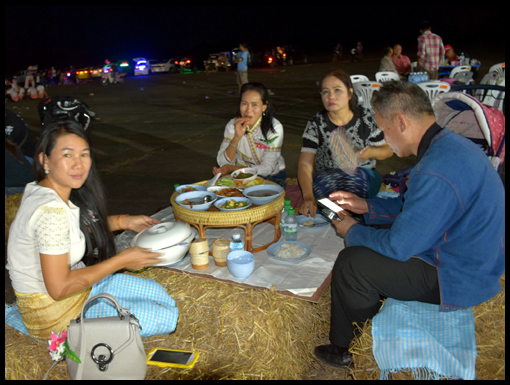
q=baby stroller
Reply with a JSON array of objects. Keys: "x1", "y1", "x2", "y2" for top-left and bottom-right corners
[
  {"x1": 38, "y1": 96, "x2": 96, "y2": 136},
  {"x1": 432, "y1": 92, "x2": 505, "y2": 174},
  {"x1": 383, "y1": 92, "x2": 505, "y2": 194}
]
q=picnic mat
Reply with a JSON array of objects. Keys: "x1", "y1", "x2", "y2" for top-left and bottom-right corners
[
  {"x1": 115, "y1": 206, "x2": 345, "y2": 302},
  {"x1": 372, "y1": 298, "x2": 477, "y2": 380}
]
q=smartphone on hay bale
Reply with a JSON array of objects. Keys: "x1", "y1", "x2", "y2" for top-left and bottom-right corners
[{"x1": 146, "y1": 347, "x2": 199, "y2": 369}]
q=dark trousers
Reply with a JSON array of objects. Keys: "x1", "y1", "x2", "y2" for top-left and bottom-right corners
[{"x1": 329, "y1": 246, "x2": 441, "y2": 348}]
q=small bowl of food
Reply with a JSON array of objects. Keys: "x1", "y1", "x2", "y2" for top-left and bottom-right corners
[
  {"x1": 243, "y1": 184, "x2": 284, "y2": 206},
  {"x1": 176, "y1": 184, "x2": 207, "y2": 194},
  {"x1": 214, "y1": 197, "x2": 252, "y2": 211},
  {"x1": 175, "y1": 191, "x2": 217, "y2": 211},
  {"x1": 231, "y1": 168, "x2": 258, "y2": 184}
]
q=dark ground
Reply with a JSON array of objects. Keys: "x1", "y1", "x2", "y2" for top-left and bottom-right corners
[{"x1": 4, "y1": 50, "x2": 505, "y2": 379}]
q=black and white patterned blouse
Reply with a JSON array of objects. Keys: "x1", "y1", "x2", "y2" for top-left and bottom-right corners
[{"x1": 301, "y1": 105, "x2": 386, "y2": 172}]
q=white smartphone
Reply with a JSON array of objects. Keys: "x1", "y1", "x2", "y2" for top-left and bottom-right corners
[{"x1": 317, "y1": 198, "x2": 344, "y2": 221}]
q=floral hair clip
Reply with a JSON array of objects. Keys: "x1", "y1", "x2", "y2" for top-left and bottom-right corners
[
  {"x1": 86, "y1": 208, "x2": 99, "y2": 223},
  {"x1": 48, "y1": 331, "x2": 81, "y2": 364}
]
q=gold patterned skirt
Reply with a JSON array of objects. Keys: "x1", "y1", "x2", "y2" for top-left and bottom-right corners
[{"x1": 14, "y1": 289, "x2": 91, "y2": 341}]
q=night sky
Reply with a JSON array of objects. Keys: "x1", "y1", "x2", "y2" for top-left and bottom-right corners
[{"x1": 5, "y1": 5, "x2": 505, "y2": 76}]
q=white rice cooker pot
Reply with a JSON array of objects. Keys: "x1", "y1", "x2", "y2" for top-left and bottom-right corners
[{"x1": 130, "y1": 221, "x2": 197, "y2": 266}]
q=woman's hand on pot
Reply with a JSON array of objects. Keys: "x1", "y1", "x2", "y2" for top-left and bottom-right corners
[
  {"x1": 126, "y1": 215, "x2": 160, "y2": 233},
  {"x1": 117, "y1": 247, "x2": 164, "y2": 271}
]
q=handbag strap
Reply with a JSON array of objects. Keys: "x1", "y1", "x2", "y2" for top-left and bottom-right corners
[
  {"x1": 75, "y1": 293, "x2": 131, "y2": 380},
  {"x1": 77, "y1": 293, "x2": 130, "y2": 322}
]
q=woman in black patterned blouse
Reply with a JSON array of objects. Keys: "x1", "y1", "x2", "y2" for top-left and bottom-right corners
[{"x1": 297, "y1": 70, "x2": 393, "y2": 218}]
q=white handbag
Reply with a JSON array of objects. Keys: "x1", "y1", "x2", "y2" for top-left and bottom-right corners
[{"x1": 66, "y1": 293, "x2": 147, "y2": 380}]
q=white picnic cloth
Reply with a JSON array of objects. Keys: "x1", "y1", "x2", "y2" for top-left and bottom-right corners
[{"x1": 115, "y1": 206, "x2": 344, "y2": 298}]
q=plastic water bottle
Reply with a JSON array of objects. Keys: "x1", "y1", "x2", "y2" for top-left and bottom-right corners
[
  {"x1": 459, "y1": 52, "x2": 465, "y2": 66},
  {"x1": 280, "y1": 199, "x2": 292, "y2": 227},
  {"x1": 229, "y1": 233, "x2": 244, "y2": 252},
  {"x1": 282, "y1": 209, "x2": 298, "y2": 241}
]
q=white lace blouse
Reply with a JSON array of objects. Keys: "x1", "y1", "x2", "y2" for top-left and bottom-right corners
[{"x1": 6, "y1": 182, "x2": 86, "y2": 294}]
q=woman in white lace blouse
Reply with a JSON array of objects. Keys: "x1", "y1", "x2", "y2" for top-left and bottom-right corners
[{"x1": 6, "y1": 120, "x2": 177, "y2": 340}]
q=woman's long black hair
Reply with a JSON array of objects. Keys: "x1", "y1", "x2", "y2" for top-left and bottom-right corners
[
  {"x1": 34, "y1": 120, "x2": 115, "y2": 265},
  {"x1": 237, "y1": 82, "x2": 276, "y2": 140}
]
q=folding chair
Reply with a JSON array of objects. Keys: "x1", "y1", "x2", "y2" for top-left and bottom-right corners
[
  {"x1": 375, "y1": 71, "x2": 400, "y2": 83},
  {"x1": 350, "y1": 74, "x2": 369, "y2": 84},
  {"x1": 418, "y1": 81, "x2": 451, "y2": 101},
  {"x1": 353, "y1": 81, "x2": 382, "y2": 109}
]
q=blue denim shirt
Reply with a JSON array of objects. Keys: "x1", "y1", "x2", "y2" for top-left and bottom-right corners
[{"x1": 345, "y1": 128, "x2": 505, "y2": 311}]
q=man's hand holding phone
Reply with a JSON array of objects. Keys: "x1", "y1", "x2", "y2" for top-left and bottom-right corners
[
  {"x1": 325, "y1": 191, "x2": 368, "y2": 237},
  {"x1": 329, "y1": 190, "x2": 369, "y2": 215}
]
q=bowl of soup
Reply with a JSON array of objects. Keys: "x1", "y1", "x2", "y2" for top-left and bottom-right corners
[
  {"x1": 243, "y1": 184, "x2": 284, "y2": 206},
  {"x1": 175, "y1": 191, "x2": 217, "y2": 211}
]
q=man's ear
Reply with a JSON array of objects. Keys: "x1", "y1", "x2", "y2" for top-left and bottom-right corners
[{"x1": 395, "y1": 113, "x2": 408, "y2": 133}]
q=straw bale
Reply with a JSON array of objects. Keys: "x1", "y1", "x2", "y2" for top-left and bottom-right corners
[{"x1": 5, "y1": 268, "x2": 332, "y2": 380}]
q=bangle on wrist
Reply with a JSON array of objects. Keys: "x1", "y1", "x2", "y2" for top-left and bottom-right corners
[
  {"x1": 229, "y1": 142, "x2": 238, "y2": 148},
  {"x1": 118, "y1": 214, "x2": 129, "y2": 230}
]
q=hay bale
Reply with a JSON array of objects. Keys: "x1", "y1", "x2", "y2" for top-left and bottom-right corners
[
  {"x1": 5, "y1": 193, "x2": 23, "y2": 245},
  {"x1": 350, "y1": 274, "x2": 506, "y2": 380},
  {"x1": 5, "y1": 268, "x2": 332, "y2": 380},
  {"x1": 140, "y1": 269, "x2": 331, "y2": 380}
]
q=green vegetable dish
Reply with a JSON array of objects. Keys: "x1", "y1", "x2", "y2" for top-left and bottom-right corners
[{"x1": 219, "y1": 199, "x2": 249, "y2": 209}]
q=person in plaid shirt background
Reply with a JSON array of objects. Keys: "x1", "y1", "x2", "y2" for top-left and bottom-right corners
[{"x1": 417, "y1": 20, "x2": 445, "y2": 80}]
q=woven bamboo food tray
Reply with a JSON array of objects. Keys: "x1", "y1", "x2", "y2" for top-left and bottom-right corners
[{"x1": 171, "y1": 180, "x2": 284, "y2": 252}]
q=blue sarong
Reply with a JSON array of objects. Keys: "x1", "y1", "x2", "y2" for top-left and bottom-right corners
[{"x1": 5, "y1": 273, "x2": 178, "y2": 340}]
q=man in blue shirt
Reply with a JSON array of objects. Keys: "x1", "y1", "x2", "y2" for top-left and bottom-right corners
[
  {"x1": 235, "y1": 43, "x2": 249, "y2": 93},
  {"x1": 314, "y1": 81, "x2": 505, "y2": 368}
]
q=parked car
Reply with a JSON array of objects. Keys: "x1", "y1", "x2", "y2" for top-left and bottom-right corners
[
  {"x1": 133, "y1": 57, "x2": 149, "y2": 76},
  {"x1": 204, "y1": 53, "x2": 231, "y2": 72},
  {"x1": 150, "y1": 58, "x2": 178, "y2": 73},
  {"x1": 150, "y1": 59, "x2": 177, "y2": 73},
  {"x1": 178, "y1": 57, "x2": 193, "y2": 71},
  {"x1": 76, "y1": 67, "x2": 92, "y2": 80},
  {"x1": 89, "y1": 66, "x2": 103, "y2": 78}
]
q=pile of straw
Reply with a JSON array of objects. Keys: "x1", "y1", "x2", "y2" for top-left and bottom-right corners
[{"x1": 5, "y1": 268, "x2": 332, "y2": 380}]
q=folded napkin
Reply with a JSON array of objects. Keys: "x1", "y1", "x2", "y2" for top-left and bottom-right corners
[{"x1": 372, "y1": 298, "x2": 477, "y2": 380}]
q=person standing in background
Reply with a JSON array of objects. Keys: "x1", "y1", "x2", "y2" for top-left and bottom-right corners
[
  {"x1": 417, "y1": 20, "x2": 444, "y2": 80},
  {"x1": 235, "y1": 43, "x2": 249, "y2": 93}
]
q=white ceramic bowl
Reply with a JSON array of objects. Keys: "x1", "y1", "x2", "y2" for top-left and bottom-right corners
[
  {"x1": 175, "y1": 184, "x2": 207, "y2": 194},
  {"x1": 243, "y1": 184, "x2": 284, "y2": 206},
  {"x1": 231, "y1": 168, "x2": 258, "y2": 184},
  {"x1": 175, "y1": 191, "x2": 217, "y2": 211}
]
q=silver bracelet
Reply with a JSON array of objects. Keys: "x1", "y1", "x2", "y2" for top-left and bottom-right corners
[{"x1": 229, "y1": 142, "x2": 238, "y2": 148}]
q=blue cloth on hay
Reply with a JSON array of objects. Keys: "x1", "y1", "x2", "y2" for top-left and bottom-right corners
[
  {"x1": 5, "y1": 273, "x2": 178, "y2": 340},
  {"x1": 372, "y1": 298, "x2": 477, "y2": 380}
]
